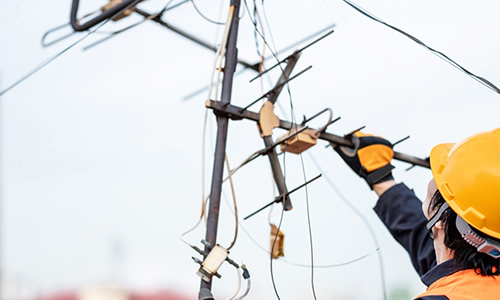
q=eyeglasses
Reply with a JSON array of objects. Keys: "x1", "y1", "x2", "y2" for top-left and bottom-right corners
[
  {"x1": 426, "y1": 202, "x2": 449, "y2": 240},
  {"x1": 426, "y1": 202, "x2": 500, "y2": 259}
]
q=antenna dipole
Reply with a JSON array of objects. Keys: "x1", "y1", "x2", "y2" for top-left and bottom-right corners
[{"x1": 200, "y1": 0, "x2": 241, "y2": 298}]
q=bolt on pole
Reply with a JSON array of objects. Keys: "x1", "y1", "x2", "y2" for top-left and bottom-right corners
[{"x1": 200, "y1": 0, "x2": 241, "y2": 295}]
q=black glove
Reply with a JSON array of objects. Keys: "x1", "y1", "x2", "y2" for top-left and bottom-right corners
[{"x1": 333, "y1": 131, "x2": 394, "y2": 189}]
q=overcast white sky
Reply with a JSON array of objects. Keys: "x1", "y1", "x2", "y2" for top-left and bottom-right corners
[{"x1": 1, "y1": 0, "x2": 500, "y2": 299}]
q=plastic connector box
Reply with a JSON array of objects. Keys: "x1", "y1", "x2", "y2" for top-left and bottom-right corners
[
  {"x1": 197, "y1": 245, "x2": 228, "y2": 282},
  {"x1": 278, "y1": 128, "x2": 317, "y2": 154}
]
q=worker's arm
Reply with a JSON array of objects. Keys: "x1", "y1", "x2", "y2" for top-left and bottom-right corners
[
  {"x1": 374, "y1": 182, "x2": 436, "y2": 276},
  {"x1": 373, "y1": 179, "x2": 397, "y2": 196},
  {"x1": 332, "y1": 132, "x2": 436, "y2": 276}
]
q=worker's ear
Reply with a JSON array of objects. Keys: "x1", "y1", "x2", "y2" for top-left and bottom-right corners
[
  {"x1": 434, "y1": 220, "x2": 445, "y2": 231},
  {"x1": 432, "y1": 220, "x2": 447, "y2": 244}
]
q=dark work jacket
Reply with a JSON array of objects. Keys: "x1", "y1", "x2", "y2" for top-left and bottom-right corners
[
  {"x1": 373, "y1": 183, "x2": 451, "y2": 300},
  {"x1": 374, "y1": 183, "x2": 500, "y2": 299}
]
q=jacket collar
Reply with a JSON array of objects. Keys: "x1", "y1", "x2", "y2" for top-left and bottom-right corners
[{"x1": 421, "y1": 259, "x2": 456, "y2": 287}]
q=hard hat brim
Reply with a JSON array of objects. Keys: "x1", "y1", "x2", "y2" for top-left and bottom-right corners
[
  {"x1": 430, "y1": 143, "x2": 457, "y2": 210},
  {"x1": 430, "y1": 142, "x2": 456, "y2": 184}
]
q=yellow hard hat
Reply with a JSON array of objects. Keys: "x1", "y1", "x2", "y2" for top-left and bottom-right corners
[{"x1": 430, "y1": 127, "x2": 500, "y2": 240}]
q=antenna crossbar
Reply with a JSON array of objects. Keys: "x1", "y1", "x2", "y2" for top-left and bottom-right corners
[{"x1": 205, "y1": 100, "x2": 430, "y2": 168}]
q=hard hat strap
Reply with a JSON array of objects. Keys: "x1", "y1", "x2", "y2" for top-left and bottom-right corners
[{"x1": 456, "y1": 215, "x2": 500, "y2": 259}]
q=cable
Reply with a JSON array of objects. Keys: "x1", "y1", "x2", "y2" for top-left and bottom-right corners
[
  {"x1": 220, "y1": 189, "x2": 379, "y2": 268},
  {"x1": 342, "y1": 0, "x2": 500, "y2": 95},
  {"x1": 83, "y1": 0, "x2": 190, "y2": 51},
  {"x1": 250, "y1": 0, "x2": 262, "y2": 57},
  {"x1": 243, "y1": 0, "x2": 282, "y2": 75},
  {"x1": 209, "y1": 6, "x2": 234, "y2": 101},
  {"x1": 243, "y1": 2, "x2": 319, "y2": 298},
  {"x1": 202, "y1": 5, "x2": 237, "y2": 249},
  {"x1": 251, "y1": 0, "x2": 267, "y2": 95},
  {"x1": 270, "y1": 205, "x2": 285, "y2": 300},
  {"x1": 263, "y1": 2, "x2": 320, "y2": 298},
  {"x1": 190, "y1": 2, "x2": 242, "y2": 251},
  {"x1": 268, "y1": 177, "x2": 276, "y2": 225},
  {"x1": 212, "y1": 0, "x2": 226, "y2": 53},
  {"x1": 267, "y1": 136, "x2": 290, "y2": 300},
  {"x1": 280, "y1": 248, "x2": 380, "y2": 268},
  {"x1": 307, "y1": 152, "x2": 388, "y2": 300},
  {"x1": 191, "y1": 0, "x2": 225, "y2": 25},
  {"x1": 224, "y1": 267, "x2": 242, "y2": 300},
  {"x1": 261, "y1": 0, "x2": 280, "y2": 62},
  {"x1": 180, "y1": 5, "x2": 235, "y2": 246},
  {"x1": 224, "y1": 155, "x2": 239, "y2": 251},
  {"x1": 0, "y1": 17, "x2": 112, "y2": 97},
  {"x1": 234, "y1": 276, "x2": 251, "y2": 300},
  {"x1": 0, "y1": 0, "x2": 148, "y2": 97},
  {"x1": 298, "y1": 149, "x2": 318, "y2": 299},
  {"x1": 179, "y1": 111, "x2": 209, "y2": 247},
  {"x1": 41, "y1": 9, "x2": 102, "y2": 47}
]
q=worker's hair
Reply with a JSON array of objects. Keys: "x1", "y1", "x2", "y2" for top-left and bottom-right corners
[{"x1": 429, "y1": 190, "x2": 500, "y2": 276}]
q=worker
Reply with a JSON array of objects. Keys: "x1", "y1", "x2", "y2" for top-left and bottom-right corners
[{"x1": 333, "y1": 129, "x2": 500, "y2": 299}]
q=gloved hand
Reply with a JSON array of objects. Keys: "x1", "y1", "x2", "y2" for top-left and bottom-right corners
[{"x1": 333, "y1": 131, "x2": 395, "y2": 189}]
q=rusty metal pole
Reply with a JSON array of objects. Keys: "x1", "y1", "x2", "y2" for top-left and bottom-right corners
[
  {"x1": 261, "y1": 51, "x2": 302, "y2": 211},
  {"x1": 200, "y1": 0, "x2": 240, "y2": 296}
]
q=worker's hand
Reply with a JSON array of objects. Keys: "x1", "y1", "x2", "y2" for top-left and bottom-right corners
[{"x1": 333, "y1": 131, "x2": 394, "y2": 189}]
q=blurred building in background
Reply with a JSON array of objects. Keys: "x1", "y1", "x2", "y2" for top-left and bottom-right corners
[{"x1": 33, "y1": 286, "x2": 189, "y2": 300}]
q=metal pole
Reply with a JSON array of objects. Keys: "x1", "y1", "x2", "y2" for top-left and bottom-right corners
[
  {"x1": 200, "y1": 0, "x2": 240, "y2": 294},
  {"x1": 261, "y1": 51, "x2": 302, "y2": 211},
  {"x1": 266, "y1": 51, "x2": 301, "y2": 105}
]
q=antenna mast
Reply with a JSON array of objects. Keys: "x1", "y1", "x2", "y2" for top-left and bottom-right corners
[{"x1": 200, "y1": 0, "x2": 241, "y2": 298}]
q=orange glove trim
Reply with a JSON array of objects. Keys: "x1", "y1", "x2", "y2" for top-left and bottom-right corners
[
  {"x1": 358, "y1": 144, "x2": 394, "y2": 172},
  {"x1": 354, "y1": 132, "x2": 383, "y2": 138}
]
